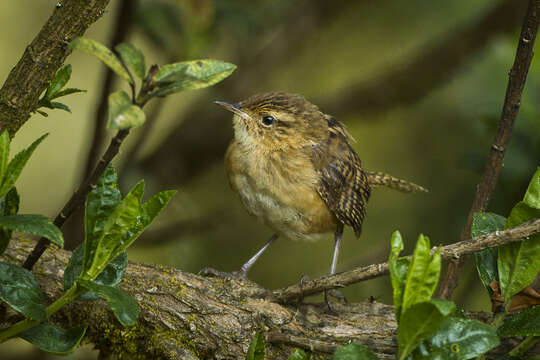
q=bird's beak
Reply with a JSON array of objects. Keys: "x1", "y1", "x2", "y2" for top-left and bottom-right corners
[{"x1": 214, "y1": 101, "x2": 250, "y2": 120}]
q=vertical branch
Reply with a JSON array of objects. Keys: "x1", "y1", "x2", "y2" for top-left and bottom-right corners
[{"x1": 437, "y1": 0, "x2": 540, "y2": 299}]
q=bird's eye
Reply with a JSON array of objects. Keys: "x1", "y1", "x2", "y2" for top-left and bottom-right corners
[{"x1": 261, "y1": 115, "x2": 275, "y2": 127}]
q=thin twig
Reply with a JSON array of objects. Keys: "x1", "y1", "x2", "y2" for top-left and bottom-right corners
[
  {"x1": 437, "y1": 0, "x2": 540, "y2": 300},
  {"x1": 22, "y1": 129, "x2": 130, "y2": 270},
  {"x1": 273, "y1": 218, "x2": 540, "y2": 303}
]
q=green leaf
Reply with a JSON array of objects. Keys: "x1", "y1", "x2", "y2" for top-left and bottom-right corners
[
  {"x1": 78, "y1": 280, "x2": 139, "y2": 326},
  {"x1": 82, "y1": 166, "x2": 122, "y2": 275},
  {"x1": 498, "y1": 169, "x2": 540, "y2": 305},
  {"x1": 498, "y1": 202, "x2": 540, "y2": 305},
  {"x1": 288, "y1": 349, "x2": 312, "y2": 360},
  {"x1": 471, "y1": 212, "x2": 505, "y2": 293},
  {"x1": 107, "y1": 91, "x2": 146, "y2": 130},
  {"x1": 523, "y1": 168, "x2": 540, "y2": 209},
  {"x1": 0, "y1": 130, "x2": 10, "y2": 180},
  {"x1": 48, "y1": 87, "x2": 86, "y2": 100},
  {"x1": 332, "y1": 343, "x2": 379, "y2": 360},
  {"x1": 63, "y1": 245, "x2": 128, "y2": 301},
  {"x1": 50, "y1": 101, "x2": 71, "y2": 113},
  {"x1": 36, "y1": 110, "x2": 48, "y2": 117},
  {"x1": 153, "y1": 59, "x2": 236, "y2": 97},
  {"x1": 389, "y1": 231, "x2": 410, "y2": 322},
  {"x1": 0, "y1": 187, "x2": 19, "y2": 255},
  {"x1": 401, "y1": 234, "x2": 441, "y2": 316},
  {"x1": 69, "y1": 37, "x2": 132, "y2": 84},
  {"x1": 0, "y1": 214, "x2": 63, "y2": 247},
  {"x1": 412, "y1": 317, "x2": 500, "y2": 360},
  {"x1": 115, "y1": 43, "x2": 146, "y2": 79},
  {"x1": 245, "y1": 332, "x2": 265, "y2": 360},
  {"x1": 85, "y1": 181, "x2": 144, "y2": 279},
  {"x1": 103, "y1": 189, "x2": 176, "y2": 265},
  {"x1": 498, "y1": 306, "x2": 540, "y2": 337},
  {"x1": 0, "y1": 133, "x2": 47, "y2": 199},
  {"x1": 19, "y1": 324, "x2": 87, "y2": 355},
  {"x1": 398, "y1": 299, "x2": 455, "y2": 360},
  {"x1": 37, "y1": 98, "x2": 54, "y2": 109},
  {"x1": 0, "y1": 261, "x2": 45, "y2": 320},
  {"x1": 46, "y1": 64, "x2": 72, "y2": 99},
  {"x1": 113, "y1": 189, "x2": 176, "y2": 257}
]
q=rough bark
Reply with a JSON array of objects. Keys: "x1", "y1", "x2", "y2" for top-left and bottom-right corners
[
  {"x1": 2, "y1": 226, "x2": 539, "y2": 359},
  {"x1": 0, "y1": 0, "x2": 111, "y2": 136}
]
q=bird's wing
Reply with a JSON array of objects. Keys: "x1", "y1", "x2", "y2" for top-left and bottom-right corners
[{"x1": 310, "y1": 116, "x2": 370, "y2": 237}]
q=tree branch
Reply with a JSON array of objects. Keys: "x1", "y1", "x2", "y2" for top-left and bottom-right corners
[
  {"x1": 0, "y1": 0, "x2": 111, "y2": 136},
  {"x1": 438, "y1": 0, "x2": 540, "y2": 300},
  {"x1": 2, "y1": 235, "x2": 538, "y2": 359},
  {"x1": 273, "y1": 218, "x2": 540, "y2": 303}
]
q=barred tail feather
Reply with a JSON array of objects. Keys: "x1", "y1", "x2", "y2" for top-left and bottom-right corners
[{"x1": 366, "y1": 171, "x2": 428, "y2": 193}]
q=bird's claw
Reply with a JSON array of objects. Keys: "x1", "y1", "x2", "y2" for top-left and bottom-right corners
[{"x1": 325, "y1": 289, "x2": 347, "y2": 314}]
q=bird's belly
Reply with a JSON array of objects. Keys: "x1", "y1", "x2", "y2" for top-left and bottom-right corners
[{"x1": 231, "y1": 173, "x2": 337, "y2": 241}]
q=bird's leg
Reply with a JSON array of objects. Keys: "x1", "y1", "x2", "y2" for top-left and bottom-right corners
[
  {"x1": 199, "y1": 234, "x2": 278, "y2": 280},
  {"x1": 297, "y1": 274, "x2": 311, "y2": 307},
  {"x1": 238, "y1": 233, "x2": 278, "y2": 276},
  {"x1": 325, "y1": 226, "x2": 344, "y2": 313}
]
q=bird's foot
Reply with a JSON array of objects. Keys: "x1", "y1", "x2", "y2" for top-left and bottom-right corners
[
  {"x1": 198, "y1": 267, "x2": 248, "y2": 280},
  {"x1": 324, "y1": 289, "x2": 348, "y2": 314},
  {"x1": 296, "y1": 274, "x2": 311, "y2": 306}
]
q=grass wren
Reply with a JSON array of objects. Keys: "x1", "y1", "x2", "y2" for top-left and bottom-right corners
[{"x1": 204, "y1": 92, "x2": 426, "y2": 310}]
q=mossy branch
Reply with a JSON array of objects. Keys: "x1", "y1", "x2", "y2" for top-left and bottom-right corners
[{"x1": 1, "y1": 238, "x2": 537, "y2": 359}]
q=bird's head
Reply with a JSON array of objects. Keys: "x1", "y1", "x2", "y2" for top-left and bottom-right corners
[{"x1": 215, "y1": 92, "x2": 330, "y2": 151}]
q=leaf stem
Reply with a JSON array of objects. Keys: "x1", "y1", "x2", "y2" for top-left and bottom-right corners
[
  {"x1": 509, "y1": 335, "x2": 540, "y2": 357},
  {"x1": 0, "y1": 283, "x2": 83, "y2": 343}
]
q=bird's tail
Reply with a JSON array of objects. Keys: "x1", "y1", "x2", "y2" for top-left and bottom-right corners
[{"x1": 366, "y1": 171, "x2": 428, "y2": 193}]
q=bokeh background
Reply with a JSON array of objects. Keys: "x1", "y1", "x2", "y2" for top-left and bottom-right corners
[{"x1": 1, "y1": 0, "x2": 539, "y2": 358}]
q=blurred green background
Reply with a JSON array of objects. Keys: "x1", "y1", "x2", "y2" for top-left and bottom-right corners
[{"x1": 1, "y1": 0, "x2": 539, "y2": 358}]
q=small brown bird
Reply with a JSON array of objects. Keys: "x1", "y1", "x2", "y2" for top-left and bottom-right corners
[{"x1": 205, "y1": 92, "x2": 426, "y2": 310}]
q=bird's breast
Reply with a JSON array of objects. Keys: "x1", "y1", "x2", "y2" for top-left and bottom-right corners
[{"x1": 225, "y1": 141, "x2": 337, "y2": 240}]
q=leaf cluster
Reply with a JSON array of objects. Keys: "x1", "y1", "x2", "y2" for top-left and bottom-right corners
[
  {"x1": 0, "y1": 34, "x2": 236, "y2": 353},
  {"x1": 35, "y1": 64, "x2": 85, "y2": 116},
  {"x1": 386, "y1": 168, "x2": 540, "y2": 360},
  {"x1": 0, "y1": 165, "x2": 174, "y2": 352},
  {"x1": 69, "y1": 37, "x2": 236, "y2": 130}
]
